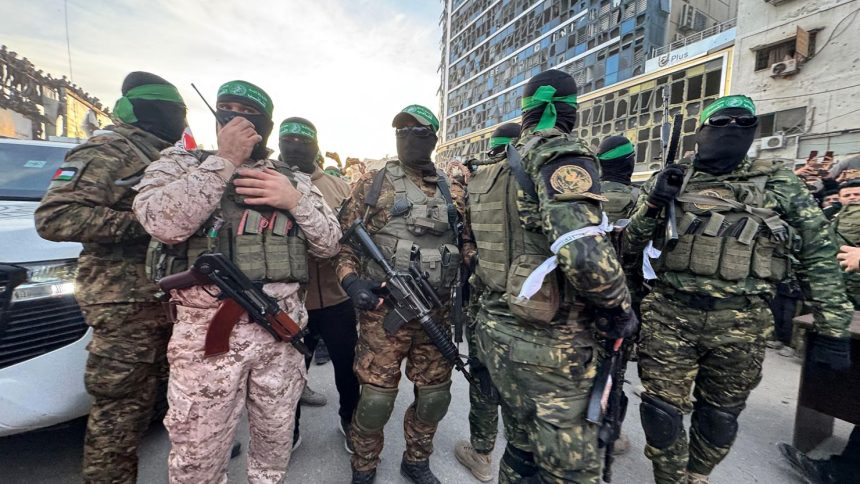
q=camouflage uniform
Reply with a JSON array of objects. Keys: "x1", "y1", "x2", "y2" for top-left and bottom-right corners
[
  {"x1": 600, "y1": 180, "x2": 637, "y2": 224},
  {"x1": 133, "y1": 148, "x2": 341, "y2": 484},
  {"x1": 468, "y1": 127, "x2": 631, "y2": 483},
  {"x1": 624, "y1": 157, "x2": 852, "y2": 483},
  {"x1": 831, "y1": 204, "x2": 860, "y2": 308},
  {"x1": 34, "y1": 123, "x2": 171, "y2": 484},
  {"x1": 336, "y1": 161, "x2": 475, "y2": 472}
]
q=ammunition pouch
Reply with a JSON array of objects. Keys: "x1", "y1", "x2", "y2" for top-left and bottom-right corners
[{"x1": 505, "y1": 254, "x2": 560, "y2": 325}]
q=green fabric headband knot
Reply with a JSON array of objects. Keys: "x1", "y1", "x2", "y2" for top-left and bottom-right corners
[
  {"x1": 217, "y1": 80, "x2": 273, "y2": 117},
  {"x1": 489, "y1": 136, "x2": 513, "y2": 148},
  {"x1": 113, "y1": 84, "x2": 185, "y2": 124},
  {"x1": 521, "y1": 85, "x2": 578, "y2": 131},
  {"x1": 598, "y1": 141, "x2": 634, "y2": 161},
  {"x1": 700, "y1": 95, "x2": 756, "y2": 123},
  {"x1": 279, "y1": 121, "x2": 317, "y2": 140}
]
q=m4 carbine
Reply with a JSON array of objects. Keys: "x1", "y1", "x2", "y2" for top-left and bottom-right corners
[
  {"x1": 341, "y1": 219, "x2": 480, "y2": 390},
  {"x1": 158, "y1": 253, "x2": 311, "y2": 358}
]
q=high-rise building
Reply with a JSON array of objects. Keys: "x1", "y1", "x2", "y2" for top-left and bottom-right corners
[{"x1": 437, "y1": 0, "x2": 737, "y2": 162}]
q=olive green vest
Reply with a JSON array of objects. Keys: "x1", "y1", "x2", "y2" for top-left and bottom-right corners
[
  {"x1": 468, "y1": 132, "x2": 595, "y2": 326},
  {"x1": 654, "y1": 159, "x2": 794, "y2": 285},
  {"x1": 146, "y1": 157, "x2": 308, "y2": 283},
  {"x1": 361, "y1": 161, "x2": 460, "y2": 293},
  {"x1": 601, "y1": 181, "x2": 638, "y2": 224},
  {"x1": 833, "y1": 204, "x2": 860, "y2": 308}
]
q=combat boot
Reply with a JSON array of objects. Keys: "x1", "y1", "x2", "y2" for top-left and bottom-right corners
[
  {"x1": 351, "y1": 467, "x2": 376, "y2": 484},
  {"x1": 686, "y1": 471, "x2": 709, "y2": 483},
  {"x1": 454, "y1": 440, "x2": 492, "y2": 481},
  {"x1": 778, "y1": 443, "x2": 835, "y2": 484},
  {"x1": 400, "y1": 457, "x2": 441, "y2": 484}
]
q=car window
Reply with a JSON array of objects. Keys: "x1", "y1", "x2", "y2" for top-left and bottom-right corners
[{"x1": 0, "y1": 143, "x2": 73, "y2": 201}]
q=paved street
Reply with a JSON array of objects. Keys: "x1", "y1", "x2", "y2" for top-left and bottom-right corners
[{"x1": 0, "y1": 347, "x2": 852, "y2": 483}]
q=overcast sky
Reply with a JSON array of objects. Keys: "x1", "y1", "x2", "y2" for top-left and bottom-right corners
[{"x1": 2, "y1": 0, "x2": 443, "y2": 160}]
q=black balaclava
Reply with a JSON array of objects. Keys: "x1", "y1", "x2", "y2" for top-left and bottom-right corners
[
  {"x1": 115, "y1": 71, "x2": 186, "y2": 143},
  {"x1": 488, "y1": 122, "x2": 522, "y2": 159},
  {"x1": 216, "y1": 80, "x2": 274, "y2": 161},
  {"x1": 597, "y1": 135, "x2": 635, "y2": 184},
  {"x1": 278, "y1": 117, "x2": 319, "y2": 174},
  {"x1": 694, "y1": 95, "x2": 758, "y2": 175},
  {"x1": 392, "y1": 104, "x2": 440, "y2": 173},
  {"x1": 521, "y1": 69, "x2": 578, "y2": 133}
]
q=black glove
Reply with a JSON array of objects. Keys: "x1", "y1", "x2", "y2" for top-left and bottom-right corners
[
  {"x1": 647, "y1": 165, "x2": 686, "y2": 208},
  {"x1": 468, "y1": 357, "x2": 499, "y2": 401},
  {"x1": 807, "y1": 333, "x2": 852, "y2": 371},
  {"x1": 341, "y1": 274, "x2": 387, "y2": 310},
  {"x1": 592, "y1": 305, "x2": 640, "y2": 340}
]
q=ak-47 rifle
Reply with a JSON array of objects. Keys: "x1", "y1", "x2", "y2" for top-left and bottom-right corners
[
  {"x1": 661, "y1": 87, "x2": 684, "y2": 251},
  {"x1": 158, "y1": 253, "x2": 312, "y2": 358},
  {"x1": 341, "y1": 219, "x2": 482, "y2": 391},
  {"x1": 586, "y1": 338, "x2": 628, "y2": 483}
]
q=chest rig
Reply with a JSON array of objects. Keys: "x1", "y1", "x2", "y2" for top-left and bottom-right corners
[
  {"x1": 601, "y1": 181, "x2": 638, "y2": 224},
  {"x1": 655, "y1": 159, "x2": 794, "y2": 285},
  {"x1": 146, "y1": 154, "x2": 309, "y2": 284},
  {"x1": 362, "y1": 161, "x2": 461, "y2": 293}
]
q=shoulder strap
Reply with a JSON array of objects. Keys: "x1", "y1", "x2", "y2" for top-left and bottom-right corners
[
  {"x1": 364, "y1": 168, "x2": 388, "y2": 208},
  {"x1": 434, "y1": 170, "x2": 459, "y2": 238},
  {"x1": 505, "y1": 143, "x2": 538, "y2": 200},
  {"x1": 100, "y1": 130, "x2": 152, "y2": 166}
]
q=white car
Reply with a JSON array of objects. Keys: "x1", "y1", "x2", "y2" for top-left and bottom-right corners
[{"x1": 0, "y1": 138, "x2": 91, "y2": 437}]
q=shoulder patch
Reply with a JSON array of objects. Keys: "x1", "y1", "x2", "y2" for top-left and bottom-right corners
[
  {"x1": 48, "y1": 158, "x2": 86, "y2": 188},
  {"x1": 539, "y1": 157, "x2": 607, "y2": 202}
]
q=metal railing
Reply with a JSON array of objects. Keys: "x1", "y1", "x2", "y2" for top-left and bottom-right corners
[{"x1": 648, "y1": 18, "x2": 737, "y2": 59}]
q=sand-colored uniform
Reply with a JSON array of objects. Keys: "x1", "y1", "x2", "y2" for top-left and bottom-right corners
[{"x1": 133, "y1": 147, "x2": 340, "y2": 484}]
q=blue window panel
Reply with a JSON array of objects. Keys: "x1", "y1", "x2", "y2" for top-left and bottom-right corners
[
  {"x1": 487, "y1": 77, "x2": 494, "y2": 89},
  {"x1": 605, "y1": 72, "x2": 618, "y2": 85},
  {"x1": 621, "y1": 18, "x2": 635, "y2": 35},
  {"x1": 606, "y1": 54, "x2": 619, "y2": 75},
  {"x1": 575, "y1": 43, "x2": 586, "y2": 55}
]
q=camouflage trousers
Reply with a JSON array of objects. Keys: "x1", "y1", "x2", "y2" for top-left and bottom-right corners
[
  {"x1": 81, "y1": 302, "x2": 171, "y2": 484},
  {"x1": 475, "y1": 310, "x2": 601, "y2": 484},
  {"x1": 164, "y1": 302, "x2": 306, "y2": 484},
  {"x1": 349, "y1": 307, "x2": 453, "y2": 472},
  {"x1": 465, "y1": 319, "x2": 501, "y2": 454},
  {"x1": 637, "y1": 290, "x2": 769, "y2": 484}
]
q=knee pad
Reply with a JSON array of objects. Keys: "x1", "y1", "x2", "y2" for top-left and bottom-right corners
[
  {"x1": 353, "y1": 384, "x2": 398, "y2": 433},
  {"x1": 502, "y1": 444, "x2": 538, "y2": 478},
  {"x1": 640, "y1": 393, "x2": 683, "y2": 450},
  {"x1": 415, "y1": 381, "x2": 452, "y2": 425},
  {"x1": 693, "y1": 402, "x2": 741, "y2": 448}
]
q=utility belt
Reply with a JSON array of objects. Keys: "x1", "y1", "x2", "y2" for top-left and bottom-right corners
[{"x1": 657, "y1": 285, "x2": 757, "y2": 311}]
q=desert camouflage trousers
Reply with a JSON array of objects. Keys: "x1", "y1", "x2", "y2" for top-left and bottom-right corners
[
  {"x1": 465, "y1": 318, "x2": 501, "y2": 454},
  {"x1": 475, "y1": 309, "x2": 601, "y2": 484},
  {"x1": 637, "y1": 290, "x2": 769, "y2": 484},
  {"x1": 349, "y1": 306, "x2": 453, "y2": 472},
  {"x1": 164, "y1": 303, "x2": 306, "y2": 484},
  {"x1": 81, "y1": 302, "x2": 171, "y2": 484}
]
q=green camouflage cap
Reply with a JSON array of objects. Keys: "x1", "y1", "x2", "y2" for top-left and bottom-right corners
[
  {"x1": 217, "y1": 80, "x2": 274, "y2": 117},
  {"x1": 700, "y1": 95, "x2": 756, "y2": 124},
  {"x1": 392, "y1": 104, "x2": 440, "y2": 132}
]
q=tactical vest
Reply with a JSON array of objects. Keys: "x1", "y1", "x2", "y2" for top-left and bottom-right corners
[
  {"x1": 146, "y1": 155, "x2": 309, "y2": 284},
  {"x1": 361, "y1": 161, "x2": 460, "y2": 293},
  {"x1": 468, "y1": 132, "x2": 596, "y2": 326},
  {"x1": 653, "y1": 159, "x2": 795, "y2": 286},
  {"x1": 601, "y1": 181, "x2": 638, "y2": 224},
  {"x1": 833, "y1": 204, "x2": 860, "y2": 308}
]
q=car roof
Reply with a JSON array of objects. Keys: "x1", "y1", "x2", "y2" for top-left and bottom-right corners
[{"x1": 0, "y1": 138, "x2": 79, "y2": 148}]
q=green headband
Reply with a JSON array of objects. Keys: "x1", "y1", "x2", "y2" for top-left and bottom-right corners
[
  {"x1": 521, "y1": 85, "x2": 578, "y2": 131},
  {"x1": 401, "y1": 104, "x2": 440, "y2": 132},
  {"x1": 279, "y1": 121, "x2": 317, "y2": 140},
  {"x1": 489, "y1": 136, "x2": 513, "y2": 148},
  {"x1": 113, "y1": 84, "x2": 185, "y2": 124},
  {"x1": 217, "y1": 80, "x2": 273, "y2": 117},
  {"x1": 700, "y1": 95, "x2": 756, "y2": 123},
  {"x1": 598, "y1": 141, "x2": 634, "y2": 161}
]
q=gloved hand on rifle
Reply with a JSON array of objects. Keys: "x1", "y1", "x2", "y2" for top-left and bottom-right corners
[
  {"x1": 592, "y1": 305, "x2": 640, "y2": 340},
  {"x1": 647, "y1": 165, "x2": 686, "y2": 209},
  {"x1": 467, "y1": 356, "x2": 499, "y2": 401},
  {"x1": 807, "y1": 333, "x2": 852, "y2": 371},
  {"x1": 341, "y1": 273, "x2": 387, "y2": 310}
]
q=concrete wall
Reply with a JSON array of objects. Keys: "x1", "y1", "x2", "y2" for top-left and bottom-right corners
[
  {"x1": 731, "y1": 0, "x2": 860, "y2": 160},
  {"x1": 667, "y1": 0, "x2": 738, "y2": 42}
]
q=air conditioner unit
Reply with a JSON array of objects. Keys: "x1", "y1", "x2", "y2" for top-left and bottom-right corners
[
  {"x1": 771, "y1": 58, "x2": 799, "y2": 77},
  {"x1": 679, "y1": 5, "x2": 696, "y2": 31},
  {"x1": 760, "y1": 134, "x2": 786, "y2": 150}
]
